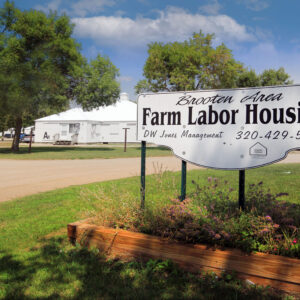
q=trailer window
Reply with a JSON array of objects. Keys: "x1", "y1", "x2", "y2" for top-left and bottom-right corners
[{"x1": 69, "y1": 123, "x2": 80, "y2": 134}]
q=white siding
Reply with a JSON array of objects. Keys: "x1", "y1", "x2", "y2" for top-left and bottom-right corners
[
  {"x1": 36, "y1": 120, "x2": 138, "y2": 143},
  {"x1": 35, "y1": 121, "x2": 89, "y2": 143},
  {"x1": 35, "y1": 122, "x2": 60, "y2": 143},
  {"x1": 86, "y1": 122, "x2": 102, "y2": 143},
  {"x1": 100, "y1": 122, "x2": 137, "y2": 143}
]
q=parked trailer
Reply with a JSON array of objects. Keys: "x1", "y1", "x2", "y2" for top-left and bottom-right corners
[{"x1": 35, "y1": 93, "x2": 138, "y2": 144}]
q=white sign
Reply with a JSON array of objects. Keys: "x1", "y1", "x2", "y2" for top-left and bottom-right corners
[{"x1": 137, "y1": 85, "x2": 300, "y2": 170}]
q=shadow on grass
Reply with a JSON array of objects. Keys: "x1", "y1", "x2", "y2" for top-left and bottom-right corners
[{"x1": 0, "y1": 236, "x2": 283, "y2": 300}]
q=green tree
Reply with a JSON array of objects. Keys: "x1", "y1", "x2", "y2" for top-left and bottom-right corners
[
  {"x1": 134, "y1": 79, "x2": 151, "y2": 95},
  {"x1": 236, "y1": 67, "x2": 292, "y2": 88},
  {"x1": 236, "y1": 69, "x2": 261, "y2": 88},
  {"x1": 0, "y1": 1, "x2": 83, "y2": 151},
  {"x1": 0, "y1": 1, "x2": 120, "y2": 151},
  {"x1": 75, "y1": 55, "x2": 120, "y2": 111},
  {"x1": 135, "y1": 31, "x2": 244, "y2": 93},
  {"x1": 136, "y1": 32, "x2": 293, "y2": 94},
  {"x1": 260, "y1": 67, "x2": 292, "y2": 86}
]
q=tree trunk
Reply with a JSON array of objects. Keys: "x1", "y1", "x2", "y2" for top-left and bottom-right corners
[
  {"x1": 1, "y1": 131, "x2": 3, "y2": 141},
  {"x1": 11, "y1": 117, "x2": 22, "y2": 152}
]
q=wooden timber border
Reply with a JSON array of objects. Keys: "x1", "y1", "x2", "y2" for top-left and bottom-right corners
[{"x1": 68, "y1": 220, "x2": 300, "y2": 294}]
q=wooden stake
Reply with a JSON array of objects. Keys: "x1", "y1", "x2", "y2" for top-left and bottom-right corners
[
  {"x1": 28, "y1": 128, "x2": 33, "y2": 153},
  {"x1": 123, "y1": 128, "x2": 129, "y2": 152}
]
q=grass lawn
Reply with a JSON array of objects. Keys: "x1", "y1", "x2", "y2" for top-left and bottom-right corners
[
  {"x1": 0, "y1": 164, "x2": 299, "y2": 299},
  {"x1": 0, "y1": 144, "x2": 171, "y2": 160}
]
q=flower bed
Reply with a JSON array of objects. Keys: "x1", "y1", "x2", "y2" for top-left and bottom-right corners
[
  {"x1": 96, "y1": 180, "x2": 300, "y2": 259},
  {"x1": 69, "y1": 178, "x2": 300, "y2": 293},
  {"x1": 141, "y1": 181, "x2": 300, "y2": 258},
  {"x1": 68, "y1": 220, "x2": 300, "y2": 294}
]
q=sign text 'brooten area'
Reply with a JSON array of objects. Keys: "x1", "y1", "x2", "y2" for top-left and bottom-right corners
[{"x1": 137, "y1": 85, "x2": 300, "y2": 169}]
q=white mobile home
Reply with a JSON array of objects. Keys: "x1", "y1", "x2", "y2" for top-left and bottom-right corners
[{"x1": 35, "y1": 93, "x2": 137, "y2": 144}]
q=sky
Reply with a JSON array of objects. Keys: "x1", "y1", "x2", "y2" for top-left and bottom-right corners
[{"x1": 2, "y1": 0, "x2": 300, "y2": 101}]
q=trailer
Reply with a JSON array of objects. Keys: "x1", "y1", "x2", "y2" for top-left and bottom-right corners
[{"x1": 35, "y1": 93, "x2": 138, "y2": 144}]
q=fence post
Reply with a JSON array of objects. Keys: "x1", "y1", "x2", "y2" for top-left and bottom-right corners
[
  {"x1": 123, "y1": 128, "x2": 129, "y2": 152},
  {"x1": 141, "y1": 141, "x2": 146, "y2": 209},
  {"x1": 239, "y1": 169, "x2": 245, "y2": 210},
  {"x1": 28, "y1": 128, "x2": 33, "y2": 153},
  {"x1": 180, "y1": 160, "x2": 187, "y2": 201}
]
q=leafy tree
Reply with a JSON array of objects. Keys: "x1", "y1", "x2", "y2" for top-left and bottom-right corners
[
  {"x1": 136, "y1": 32, "x2": 292, "y2": 94},
  {"x1": 260, "y1": 67, "x2": 292, "y2": 86},
  {"x1": 135, "y1": 31, "x2": 244, "y2": 93},
  {"x1": 0, "y1": 1, "x2": 120, "y2": 151},
  {"x1": 0, "y1": 1, "x2": 83, "y2": 151},
  {"x1": 75, "y1": 55, "x2": 120, "y2": 111},
  {"x1": 134, "y1": 79, "x2": 151, "y2": 95},
  {"x1": 236, "y1": 69, "x2": 261, "y2": 88},
  {"x1": 236, "y1": 67, "x2": 292, "y2": 88}
]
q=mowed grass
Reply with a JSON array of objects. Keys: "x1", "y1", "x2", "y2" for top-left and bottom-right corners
[
  {"x1": 0, "y1": 164, "x2": 299, "y2": 299},
  {"x1": 0, "y1": 144, "x2": 171, "y2": 160}
]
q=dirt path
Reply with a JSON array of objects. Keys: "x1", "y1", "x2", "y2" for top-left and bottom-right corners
[{"x1": 0, "y1": 153, "x2": 299, "y2": 202}]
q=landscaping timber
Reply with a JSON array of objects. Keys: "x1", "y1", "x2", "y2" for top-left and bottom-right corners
[{"x1": 68, "y1": 220, "x2": 300, "y2": 294}]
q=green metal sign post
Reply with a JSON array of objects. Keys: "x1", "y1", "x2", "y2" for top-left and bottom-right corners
[
  {"x1": 140, "y1": 141, "x2": 146, "y2": 209},
  {"x1": 140, "y1": 142, "x2": 247, "y2": 209},
  {"x1": 239, "y1": 170, "x2": 245, "y2": 210},
  {"x1": 180, "y1": 160, "x2": 187, "y2": 201}
]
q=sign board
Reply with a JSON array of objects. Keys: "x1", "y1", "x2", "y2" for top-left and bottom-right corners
[{"x1": 137, "y1": 85, "x2": 300, "y2": 170}]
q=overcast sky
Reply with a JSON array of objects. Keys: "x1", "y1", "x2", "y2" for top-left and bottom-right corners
[{"x1": 3, "y1": 0, "x2": 300, "y2": 100}]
